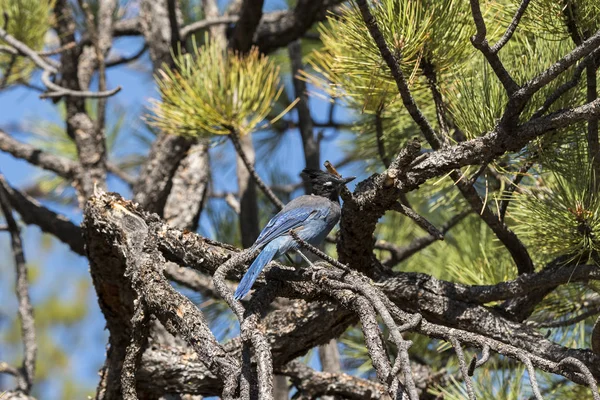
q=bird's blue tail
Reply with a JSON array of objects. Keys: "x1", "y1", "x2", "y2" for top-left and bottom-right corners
[{"x1": 234, "y1": 245, "x2": 278, "y2": 300}]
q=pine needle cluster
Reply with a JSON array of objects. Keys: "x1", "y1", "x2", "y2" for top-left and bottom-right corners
[
  {"x1": 511, "y1": 149, "x2": 600, "y2": 265},
  {"x1": 0, "y1": 0, "x2": 54, "y2": 85},
  {"x1": 148, "y1": 36, "x2": 285, "y2": 137}
]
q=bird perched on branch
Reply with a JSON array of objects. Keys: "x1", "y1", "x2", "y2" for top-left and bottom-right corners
[{"x1": 234, "y1": 168, "x2": 355, "y2": 300}]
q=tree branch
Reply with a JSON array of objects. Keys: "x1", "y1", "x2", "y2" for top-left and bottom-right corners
[
  {"x1": 0, "y1": 177, "x2": 36, "y2": 394},
  {"x1": 0, "y1": 175, "x2": 85, "y2": 255},
  {"x1": 0, "y1": 129, "x2": 79, "y2": 179}
]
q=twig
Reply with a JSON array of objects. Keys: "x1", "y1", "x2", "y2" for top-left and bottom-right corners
[
  {"x1": 355, "y1": 284, "x2": 418, "y2": 400},
  {"x1": 468, "y1": 345, "x2": 490, "y2": 376},
  {"x1": 467, "y1": 163, "x2": 488, "y2": 186},
  {"x1": 289, "y1": 230, "x2": 352, "y2": 272},
  {"x1": 375, "y1": 107, "x2": 391, "y2": 168},
  {"x1": 391, "y1": 202, "x2": 443, "y2": 240},
  {"x1": 0, "y1": 179, "x2": 36, "y2": 393},
  {"x1": 499, "y1": 161, "x2": 533, "y2": 220},
  {"x1": 0, "y1": 26, "x2": 121, "y2": 99},
  {"x1": 39, "y1": 69, "x2": 121, "y2": 99},
  {"x1": 37, "y1": 41, "x2": 76, "y2": 56},
  {"x1": 180, "y1": 15, "x2": 240, "y2": 40},
  {"x1": 421, "y1": 58, "x2": 450, "y2": 138},
  {"x1": 558, "y1": 357, "x2": 600, "y2": 400},
  {"x1": 529, "y1": 305, "x2": 600, "y2": 328},
  {"x1": 468, "y1": 0, "x2": 519, "y2": 94},
  {"x1": 532, "y1": 46, "x2": 600, "y2": 117},
  {"x1": 288, "y1": 231, "x2": 419, "y2": 398},
  {"x1": 288, "y1": 39, "x2": 320, "y2": 185},
  {"x1": 229, "y1": 131, "x2": 284, "y2": 210},
  {"x1": 0, "y1": 129, "x2": 79, "y2": 180},
  {"x1": 379, "y1": 209, "x2": 470, "y2": 267},
  {"x1": 519, "y1": 355, "x2": 544, "y2": 400},
  {"x1": 490, "y1": 0, "x2": 531, "y2": 54},
  {"x1": 352, "y1": 297, "x2": 408, "y2": 400},
  {"x1": 453, "y1": 167, "x2": 534, "y2": 274},
  {"x1": 106, "y1": 44, "x2": 148, "y2": 67},
  {"x1": 107, "y1": 162, "x2": 136, "y2": 186},
  {"x1": 0, "y1": 54, "x2": 16, "y2": 89},
  {"x1": 0, "y1": 361, "x2": 20, "y2": 377},
  {"x1": 449, "y1": 335, "x2": 476, "y2": 400},
  {"x1": 519, "y1": 29, "x2": 600, "y2": 102},
  {"x1": 0, "y1": 175, "x2": 85, "y2": 256},
  {"x1": 213, "y1": 247, "x2": 275, "y2": 399}
]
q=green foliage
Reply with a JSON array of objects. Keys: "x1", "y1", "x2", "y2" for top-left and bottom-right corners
[
  {"x1": 445, "y1": 34, "x2": 581, "y2": 140},
  {"x1": 304, "y1": 0, "x2": 471, "y2": 112},
  {"x1": 510, "y1": 150, "x2": 600, "y2": 265},
  {"x1": 524, "y1": 0, "x2": 600, "y2": 40},
  {"x1": 148, "y1": 36, "x2": 286, "y2": 137},
  {"x1": 530, "y1": 283, "x2": 598, "y2": 348},
  {"x1": 431, "y1": 362, "x2": 528, "y2": 399},
  {"x1": 0, "y1": 0, "x2": 54, "y2": 85}
]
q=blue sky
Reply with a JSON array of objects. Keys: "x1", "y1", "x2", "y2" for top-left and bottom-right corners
[{"x1": 0, "y1": 5, "x2": 364, "y2": 398}]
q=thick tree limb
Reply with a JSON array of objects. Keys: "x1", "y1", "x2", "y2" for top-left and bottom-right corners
[
  {"x1": 83, "y1": 193, "x2": 600, "y2": 394},
  {"x1": 83, "y1": 192, "x2": 240, "y2": 399}
]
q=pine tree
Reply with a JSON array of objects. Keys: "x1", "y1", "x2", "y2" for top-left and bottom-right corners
[{"x1": 1, "y1": 0, "x2": 600, "y2": 399}]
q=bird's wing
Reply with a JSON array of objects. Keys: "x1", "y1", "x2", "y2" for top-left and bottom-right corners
[{"x1": 254, "y1": 205, "x2": 325, "y2": 247}]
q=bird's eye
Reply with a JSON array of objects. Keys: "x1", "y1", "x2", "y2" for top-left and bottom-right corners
[{"x1": 323, "y1": 181, "x2": 333, "y2": 186}]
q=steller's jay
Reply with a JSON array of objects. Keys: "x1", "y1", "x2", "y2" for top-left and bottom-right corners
[{"x1": 233, "y1": 169, "x2": 355, "y2": 300}]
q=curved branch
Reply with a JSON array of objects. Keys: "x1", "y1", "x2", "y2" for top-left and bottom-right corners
[{"x1": 229, "y1": 131, "x2": 284, "y2": 210}]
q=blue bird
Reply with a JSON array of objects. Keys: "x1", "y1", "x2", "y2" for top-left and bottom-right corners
[{"x1": 233, "y1": 169, "x2": 355, "y2": 300}]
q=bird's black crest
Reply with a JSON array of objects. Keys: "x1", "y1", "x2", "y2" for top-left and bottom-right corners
[{"x1": 301, "y1": 169, "x2": 347, "y2": 201}]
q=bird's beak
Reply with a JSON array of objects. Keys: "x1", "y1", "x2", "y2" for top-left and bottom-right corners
[{"x1": 342, "y1": 176, "x2": 356, "y2": 184}]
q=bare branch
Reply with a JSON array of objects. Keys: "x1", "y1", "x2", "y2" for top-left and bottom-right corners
[
  {"x1": 519, "y1": 355, "x2": 544, "y2": 400},
  {"x1": 468, "y1": 0, "x2": 519, "y2": 94},
  {"x1": 379, "y1": 209, "x2": 470, "y2": 267},
  {"x1": 490, "y1": 0, "x2": 531, "y2": 54},
  {"x1": 391, "y1": 202, "x2": 443, "y2": 240},
  {"x1": 532, "y1": 46, "x2": 600, "y2": 119},
  {"x1": 0, "y1": 178, "x2": 36, "y2": 393},
  {"x1": 229, "y1": 131, "x2": 284, "y2": 210},
  {"x1": 0, "y1": 129, "x2": 79, "y2": 179},
  {"x1": 559, "y1": 358, "x2": 600, "y2": 400},
  {"x1": 0, "y1": 175, "x2": 85, "y2": 255},
  {"x1": 449, "y1": 335, "x2": 476, "y2": 400},
  {"x1": 180, "y1": 15, "x2": 239, "y2": 40},
  {"x1": 0, "y1": 27, "x2": 121, "y2": 99},
  {"x1": 519, "y1": 29, "x2": 600, "y2": 101}
]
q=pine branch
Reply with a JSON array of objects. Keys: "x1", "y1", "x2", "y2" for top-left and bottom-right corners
[
  {"x1": 468, "y1": 0, "x2": 519, "y2": 94},
  {"x1": 490, "y1": 0, "x2": 531, "y2": 54},
  {"x1": 354, "y1": 0, "x2": 440, "y2": 148}
]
